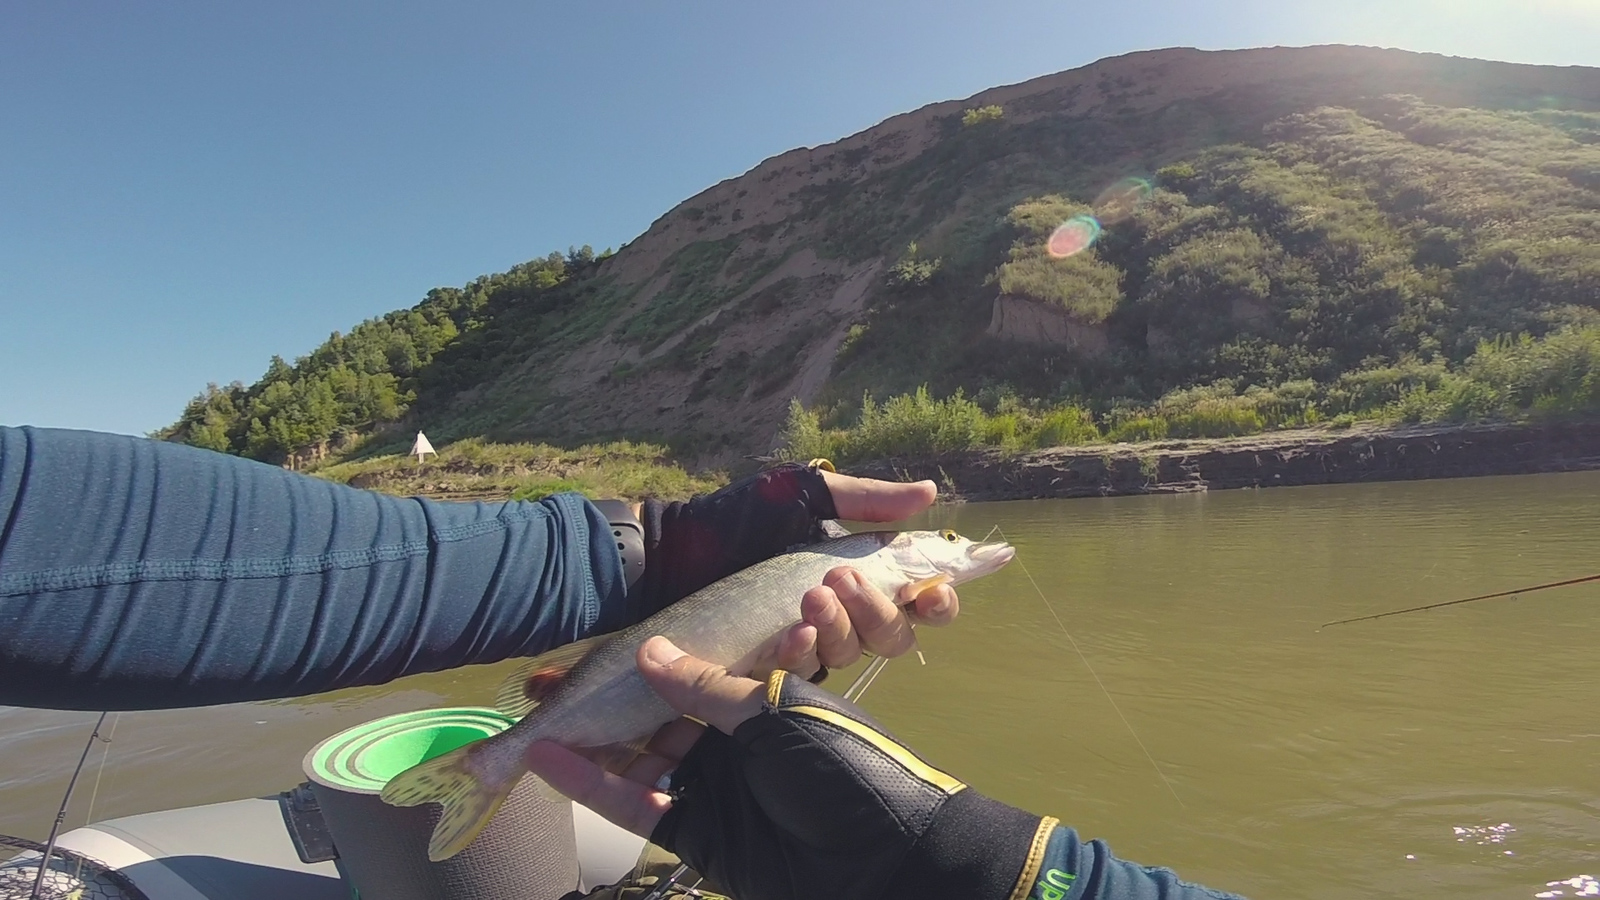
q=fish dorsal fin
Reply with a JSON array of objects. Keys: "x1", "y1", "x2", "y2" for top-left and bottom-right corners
[{"x1": 495, "y1": 634, "x2": 609, "y2": 718}]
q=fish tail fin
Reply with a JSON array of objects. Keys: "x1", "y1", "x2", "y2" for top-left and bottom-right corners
[{"x1": 379, "y1": 744, "x2": 517, "y2": 862}]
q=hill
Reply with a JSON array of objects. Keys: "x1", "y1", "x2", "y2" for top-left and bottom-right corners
[{"x1": 161, "y1": 45, "x2": 1600, "y2": 479}]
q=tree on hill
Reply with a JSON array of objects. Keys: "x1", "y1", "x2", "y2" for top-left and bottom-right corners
[{"x1": 157, "y1": 252, "x2": 580, "y2": 464}]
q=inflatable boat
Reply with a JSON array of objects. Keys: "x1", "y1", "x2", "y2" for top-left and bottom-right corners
[
  {"x1": 2, "y1": 706, "x2": 653, "y2": 900},
  {"x1": 2, "y1": 789, "x2": 648, "y2": 900}
]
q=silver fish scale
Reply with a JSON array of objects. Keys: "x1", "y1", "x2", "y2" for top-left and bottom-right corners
[{"x1": 490, "y1": 533, "x2": 900, "y2": 756}]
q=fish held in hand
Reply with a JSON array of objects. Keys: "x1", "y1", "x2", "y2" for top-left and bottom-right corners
[{"x1": 379, "y1": 529, "x2": 1014, "y2": 861}]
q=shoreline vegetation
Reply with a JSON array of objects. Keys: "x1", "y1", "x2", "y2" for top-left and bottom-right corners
[
  {"x1": 311, "y1": 316, "x2": 1600, "y2": 504},
  {"x1": 314, "y1": 414, "x2": 1600, "y2": 505},
  {"x1": 783, "y1": 326, "x2": 1600, "y2": 465},
  {"x1": 316, "y1": 319, "x2": 1600, "y2": 503}
]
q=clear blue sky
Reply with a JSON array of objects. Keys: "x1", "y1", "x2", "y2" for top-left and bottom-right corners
[{"x1": 3, "y1": 1, "x2": 1596, "y2": 436}]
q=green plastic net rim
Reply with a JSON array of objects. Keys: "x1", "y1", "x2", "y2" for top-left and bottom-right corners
[{"x1": 305, "y1": 707, "x2": 514, "y2": 793}]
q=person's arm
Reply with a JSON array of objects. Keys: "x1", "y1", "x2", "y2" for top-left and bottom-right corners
[
  {"x1": 0, "y1": 426, "x2": 960, "y2": 712},
  {"x1": 0, "y1": 425, "x2": 630, "y2": 710}
]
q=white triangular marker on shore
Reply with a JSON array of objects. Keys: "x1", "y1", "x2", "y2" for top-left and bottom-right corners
[{"x1": 411, "y1": 431, "x2": 437, "y2": 462}]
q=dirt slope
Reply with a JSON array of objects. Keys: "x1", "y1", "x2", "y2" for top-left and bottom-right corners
[{"x1": 456, "y1": 45, "x2": 1599, "y2": 463}]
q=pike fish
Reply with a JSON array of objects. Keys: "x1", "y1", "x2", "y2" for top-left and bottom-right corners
[{"x1": 381, "y1": 528, "x2": 1015, "y2": 861}]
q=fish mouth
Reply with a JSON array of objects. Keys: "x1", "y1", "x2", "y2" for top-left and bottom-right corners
[{"x1": 969, "y1": 541, "x2": 1015, "y2": 570}]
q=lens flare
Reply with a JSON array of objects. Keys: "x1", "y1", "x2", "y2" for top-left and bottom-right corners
[
  {"x1": 1092, "y1": 176, "x2": 1153, "y2": 225},
  {"x1": 1047, "y1": 215, "x2": 1102, "y2": 259}
]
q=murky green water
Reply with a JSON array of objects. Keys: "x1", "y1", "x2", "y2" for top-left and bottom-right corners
[{"x1": 4, "y1": 472, "x2": 1598, "y2": 898}]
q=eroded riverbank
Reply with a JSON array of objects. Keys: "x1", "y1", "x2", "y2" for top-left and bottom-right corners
[{"x1": 849, "y1": 419, "x2": 1600, "y2": 502}]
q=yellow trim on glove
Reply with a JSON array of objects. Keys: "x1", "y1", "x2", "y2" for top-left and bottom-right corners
[
  {"x1": 767, "y1": 670, "x2": 787, "y2": 706},
  {"x1": 785, "y1": 704, "x2": 966, "y2": 795},
  {"x1": 1006, "y1": 816, "x2": 1061, "y2": 900}
]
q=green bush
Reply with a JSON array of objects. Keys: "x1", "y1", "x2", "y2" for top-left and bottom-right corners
[
  {"x1": 1393, "y1": 376, "x2": 1501, "y2": 423},
  {"x1": 1032, "y1": 407, "x2": 1101, "y2": 447},
  {"x1": 962, "y1": 105, "x2": 1004, "y2": 127},
  {"x1": 995, "y1": 247, "x2": 1123, "y2": 322},
  {"x1": 1156, "y1": 162, "x2": 1197, "y2": 182},
  {"x1": 844, "y1": 387, "x2": 986, "y2": 458},
  {"x1": 1164, "y1": 402, "x2": 1265, "y2": 438},
  {"x1": 1386, "y1": 327, "x2": 1600, "y2": 421},
  {"x1": 1106, "y1": 416, "x2": 1169, "y2": 443},
  {"x1": 779, "y1": 400, "x2": 840, "y2": 463},
  {"x1": 1462, "y1": 328, "x2": 1600, "y2": 415},
  {"x1": 1323, "y1": 361, "x2": 1449, "y2": 416},
  {"x1": 981, "y1": 413, "x2": 1022, "y2": 449},
  {"x1": 888, "y1": 242, "x2": 943, "y2": 287},
  {"x1": 784, "y1": 390, "x2": 1103, "y2": 462}
]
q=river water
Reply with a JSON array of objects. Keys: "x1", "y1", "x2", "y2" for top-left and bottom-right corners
[{"x1": 3, "y1": 471, "x2": 1597, "y2": 898}]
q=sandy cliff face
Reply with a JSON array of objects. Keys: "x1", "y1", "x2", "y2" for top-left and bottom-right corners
[
  {"x1": 462, "y1": 46, "x2": 1599, "y2": 460},
  {"x1": 986, "y1": 294, "x2": 1111, "y2": 355}
]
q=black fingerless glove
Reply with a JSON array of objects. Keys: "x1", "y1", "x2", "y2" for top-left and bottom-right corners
[
  {"x1": 625, "y1": 463, "x2": 839, "y2": 624},
  {"x1": 651, "y1": 671, "x2": 1058, "y2": 900}
]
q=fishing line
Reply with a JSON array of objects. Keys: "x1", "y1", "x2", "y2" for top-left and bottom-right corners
[
  {"x1": 1320, "y1": 572, "x2": 1600, "y2": 628},
  {"x1": 844, "y1": 654, "x2": 892, "y2": 702},
  {"x1": 843, "y1": 624, "x2": 924, "y2": 704},
  {"x1": 30, "y1": 711, "x2": 108, "y2": 900},
  {"x1": 72, "y1": 712, "x2": 121, "y2": 882},
  {"x1": 996, "y1": 527, "x2": 1185, "y2": 808}
]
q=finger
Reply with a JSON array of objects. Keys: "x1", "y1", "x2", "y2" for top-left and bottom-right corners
[
  {"x1": 906, "y1": 583, "x2": 960, "y2": 627},
  {"x1": 618, "y1": 751, "x2": 678, "y2": 790},
  {"x1": 645, "y1": 717, "x2": 707, "y2": 763},
  {"x1": 825, "y1": 567, "x2": 916, "y2": 658},
  {"x1": 524, "y1": 741, "x2": 672, "y2": 838},
  {"x1": 821, "y1": 471, "x2": 938, "y2": 523},
  {"x1": 637, "y1": 636, "x2": 766, "y2": 735},
  {"x1": 773, "y1": 621, "x2": 820, "y2": 676},
  {"x1": 743, "y1": 623, "x2": 816, "y2": 683},
  {"x1": 615, "y1": 715, "x2": 708, "y2": 788},
  {"x1": 802, "y1": 584, "x2": 861, "y2": 668}
]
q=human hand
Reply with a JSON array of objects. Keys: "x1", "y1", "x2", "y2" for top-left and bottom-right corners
[
  {"x1": 628, "y1": 464, "x2": 960, "y2": 676},
  {"x1": 523, "y1": 637, "x2": 1056, "y2": 900},
  {"x1": 751, "y1": 559, "x2": 958, "y2": 683}
]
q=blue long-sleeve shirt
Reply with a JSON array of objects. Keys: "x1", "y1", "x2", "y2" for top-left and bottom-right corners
[
  {"x1": 0, "y1": 425, "x2": 629, "y2": 710},
  {"x1": 1031, "y1": 827, "x2": 1245, "y2": 900}
]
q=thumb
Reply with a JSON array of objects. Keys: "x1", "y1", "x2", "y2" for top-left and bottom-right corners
[
  {"x1": 821, "y1": 471, "x2": 938, "y2": 523},
  {"x1": 637, "y1": 636, "x2": 766, "y2": 735}
]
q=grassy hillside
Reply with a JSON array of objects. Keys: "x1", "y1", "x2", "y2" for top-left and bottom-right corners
[
  {"x1": 314, "y1": 437, "x2": 722, "y2": 501},
  {"x1": 160, "y1": 46, "x2": 1600, "y2": 478}
]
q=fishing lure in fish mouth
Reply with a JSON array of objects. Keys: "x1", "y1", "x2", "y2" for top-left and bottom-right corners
[
  {"x1": 380, "y1": 529, "x2": 1014, "y2": 861},
  {"x1": 883, "y1": 529, "x2": 1016, "y2": 594}
]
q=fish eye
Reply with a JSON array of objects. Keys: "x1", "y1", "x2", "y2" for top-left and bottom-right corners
[{"x1": 940, "y1": 529, "x2": 960, "y2": 543}]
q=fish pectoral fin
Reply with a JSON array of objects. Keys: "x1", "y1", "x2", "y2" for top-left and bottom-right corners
[
  {"x1": 902, "y1": 572, "x2": 953, "y2": 603},
  {"x1": 579, "y1": 737, "x2": 653, "y2": 775},
  {"x1": 496, "y1": 634, "x2": 610, "y2": 718},
  {"x1": 379, "y1": 744, "x2": 516, "y2": 862}
]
